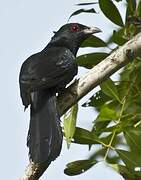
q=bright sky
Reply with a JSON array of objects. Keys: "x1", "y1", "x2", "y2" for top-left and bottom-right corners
[{"x1": 0, "y1": 0, "x2": 124, "y2": 179}]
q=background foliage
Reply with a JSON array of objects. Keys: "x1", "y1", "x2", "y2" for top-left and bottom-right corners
[{"x1": 63, "y1": 1, "x2": 141, "y2": 179}]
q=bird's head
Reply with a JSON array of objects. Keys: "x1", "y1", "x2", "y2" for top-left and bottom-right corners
[{"x1": 49, "y1": 23, "x2": 102, "y2": 56}]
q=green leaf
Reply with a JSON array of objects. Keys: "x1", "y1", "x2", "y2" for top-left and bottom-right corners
[
  {"x1": 112, "y1": 30, "x2": 128, "y2": 46},
  {"x1": 116, "y1": 149, "x2": 141, "y2": 171},
  {"x1": 107, "y1": 27, "x2": 128, "y2": 45},
  {"x1": 126, "y1": 0, "x2": 136, "y2": 21},
  {"x1": 104, "y1": 133, "x2": 122, "y2": 146},
  {"x1": 137, "y1": 0, "x2": 141, "y2": 16},
  {"x1": 114, "y1": 113, "x2": 135, "y2": 131},
  {"x1": 69, "y1": 8, "x2": 96, "y2": 20},
  {"x1": 82, "y1": 90, "x2": 111, "y2": 109},
  {"x1": 81, "y1": 35, "x2": 107, "y2": 48},
  {"x1": 124, "y1": 127, "x2": 141, "y2": 153},
  {"x1": 99, "y1": 0, "x2": 124, "y2": 26},
  {"x1": 76, "y1": 52, "x2": 109, "y2": 68},
  {"x1": 64, "y1": 159, "x2": 97, "y2": 176},
  {"x1": 73, "y1": 127, "x2": 100, "y2": 145},
  {"x1": 64, "y1": 104, "x2": 78, "y2": 148},
  {"x1": 96, "y1": 105, "x2": 118, "y2": 122},
  {"x1": 93, "y1": 121, "x2": 111, "y2": 136},
  {"x1": 100, "y1": 78, "x2": 121, "y2": 103},
  {"x1": 102, "y1": 125, "x2": 117, "y2": 133}
]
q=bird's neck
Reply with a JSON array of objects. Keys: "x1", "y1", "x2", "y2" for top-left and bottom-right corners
[{"x1": 44, "y1": 37, "x2": 79, "y2": 56}]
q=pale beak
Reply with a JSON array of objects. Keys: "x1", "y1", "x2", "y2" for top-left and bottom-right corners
[{"x1": 83, "y1": 27, "x2": 102, "y2": 34}]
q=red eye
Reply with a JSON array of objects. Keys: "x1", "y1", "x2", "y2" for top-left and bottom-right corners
[{"x1": 70, "y1": 24, "x2": 79, "y2": 32}]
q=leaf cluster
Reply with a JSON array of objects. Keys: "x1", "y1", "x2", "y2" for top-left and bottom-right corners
[{"x1": 63, "y1": 1, "x2": 141, "y2": 179}]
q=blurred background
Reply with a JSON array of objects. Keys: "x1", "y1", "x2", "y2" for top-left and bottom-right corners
[{"x1": 0, "y1": 0, "x2": 124, "y2": 179}]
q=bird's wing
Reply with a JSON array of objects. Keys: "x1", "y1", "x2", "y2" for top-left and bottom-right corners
[{"x1": 19, "y1": 47, "x2": 77, "y2": 107}]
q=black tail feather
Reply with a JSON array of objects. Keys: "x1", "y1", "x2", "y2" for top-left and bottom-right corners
[{"x1": 27, "y1": 89, "x2": 63, "y2": 164}]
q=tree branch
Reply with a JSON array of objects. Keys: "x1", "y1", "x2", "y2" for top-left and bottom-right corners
[{"x1": 20, "y1": 32, "x2": 141, "y2": 180}]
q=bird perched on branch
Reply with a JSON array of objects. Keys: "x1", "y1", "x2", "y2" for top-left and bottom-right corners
[{"x1": 19, "y1": 23, "x2": 101, "y2": 166}]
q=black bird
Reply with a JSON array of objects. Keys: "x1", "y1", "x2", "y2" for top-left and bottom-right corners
[{"x1": 19, "y1": 23, "x2": 101, "y2": 165}]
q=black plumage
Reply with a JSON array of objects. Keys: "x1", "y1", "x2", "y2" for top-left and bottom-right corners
[{"x1": 19, "y1": 23, "x2": 101, "y2": 164}]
